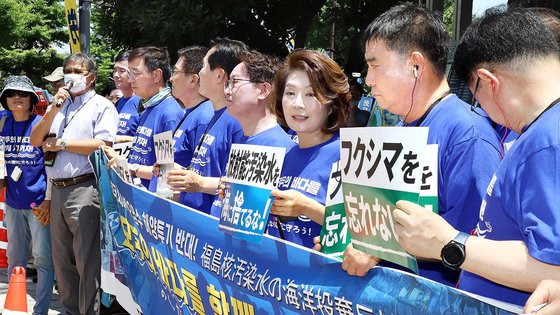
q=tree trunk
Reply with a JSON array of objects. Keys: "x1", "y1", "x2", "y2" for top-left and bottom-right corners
[{"x1": 294, "y1": 0, "x2": 327, "y2": 48}]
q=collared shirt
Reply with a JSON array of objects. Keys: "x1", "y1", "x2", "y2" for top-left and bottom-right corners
[{"x1": 46, "y1": 89, "x2": 118, "y2": 179}]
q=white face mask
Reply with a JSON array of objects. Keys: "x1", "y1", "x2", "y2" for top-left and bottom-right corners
[{"x1": 64, "y1": 73, "x2": 90, "y2": 94}]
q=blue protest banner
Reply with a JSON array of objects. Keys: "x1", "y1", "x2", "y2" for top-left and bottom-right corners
[{"x1": 90, "y1": 150, "x2": 519, "y2": 315}]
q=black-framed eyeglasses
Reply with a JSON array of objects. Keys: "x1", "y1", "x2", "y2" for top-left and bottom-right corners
[
  {"x1": 470, "y1": 77, "x2": 485, "y2": 116},
  {"x1": 4, "y1": 90, "x2": 30, "y2": 98},
  {"x1": 225, "y1": 78, "x2": 262, "y2": 90}
]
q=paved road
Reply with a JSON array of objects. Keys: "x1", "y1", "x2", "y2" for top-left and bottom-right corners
[{"x1": 0, "y1": 267, "x2": 63, "y2": 314}]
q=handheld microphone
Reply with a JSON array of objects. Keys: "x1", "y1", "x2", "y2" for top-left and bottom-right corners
[{"x1": 55, "y1": 81, "x2": 74, "y2": 107}]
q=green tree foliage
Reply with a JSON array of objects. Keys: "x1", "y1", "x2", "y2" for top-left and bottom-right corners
[
  {"x1": 0, "y1": 0, "x2": 66, "y2": 88},
  {"x1": 443, "y1": 0, "x2": 454, "y2": 36},
  {"x1": 306, "y1": 1, "x2": 421, "y2": 75},
  {"x1": 90, "y1": 10, "x2": 125, "y2": 95},
  {"x1": 93, "y1": 0, "x2": 349, "y2": 60},
  {"x1": 93, "y1": 0, "x2": 420, "y2": 81}
]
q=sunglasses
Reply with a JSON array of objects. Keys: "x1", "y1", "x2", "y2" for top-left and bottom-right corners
[{"x1": 5, "y1": 90, "x2": 30, "y2": 98}]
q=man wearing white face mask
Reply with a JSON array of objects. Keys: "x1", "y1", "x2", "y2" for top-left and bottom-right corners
[{"x1": 30, "y1": 53, "x2": 119, "y2": 315}]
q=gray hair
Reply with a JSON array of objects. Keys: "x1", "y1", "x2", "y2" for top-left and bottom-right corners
[{"x1": 63, "y1": 53, "x2": 98, "y2": 76}]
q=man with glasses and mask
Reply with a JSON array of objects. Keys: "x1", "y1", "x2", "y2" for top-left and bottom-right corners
[
  {"x1": 113, "y1": 50, "x2": 141, "y2": 143},
  {"x1": 30, "y1": 53, "x2": 118, "y2": 315},
  {"x1": 111, "y1": 46, "x2": 183, "y2": 189},
  {"x1": 166, "y1": 38, "x2": 247, "y2": 214},
  {"x1": 336, "y1": 3, "x2": 501, "y2": 287},
  {"x1": 392, "y1": 7, "x2": 560, "y2": 306}
]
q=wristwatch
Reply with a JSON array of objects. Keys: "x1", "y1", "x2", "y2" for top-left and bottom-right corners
[
  {"x1": 441, "y1": 231, "x2": 469, "y2": 270},
  {"x1": 59, "y1": 140, "x2": 67, "y2": 151},
  {"x1": 129, "y1": 164, "x2": 140, "y2": 177}
]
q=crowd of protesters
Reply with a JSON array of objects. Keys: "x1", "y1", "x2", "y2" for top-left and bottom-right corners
[{"x1": 0, "y1": 3, "x2": 559, "y2": 315}]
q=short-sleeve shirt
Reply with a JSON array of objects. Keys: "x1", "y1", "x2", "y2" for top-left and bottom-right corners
[
  {"x1": 459, "y1": 102, "x2": 560, "y2": 305},
  {"x1": 2, "y1": 114, "x2": 46, "y2": 209},
  {"x1": 400, "y1": 94, "x2": 501, "y2": 286},
  {"x1": 266, "y1": 133, "x2": 340, "y2": 249},
  {"x1": 128, "y1": 96, "x2": 183, "y2": 188},
  {"x1": 179, "y1": 107, "x2": 245, "y2": 214},
  {"x1": 173, "y1": 100, "x2": 214, "y2": 168},
  {"x1": 46, "y1": 90, "x2": 118, "y2": 179},
  {"x1": 116, "y1": 95, "x2": 141, "y2": 136}
]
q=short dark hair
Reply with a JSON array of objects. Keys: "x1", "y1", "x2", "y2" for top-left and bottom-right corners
[
  {"x1": 361, "y1": 3, "x2": 449, "y2": 77},
  {"x1": 453, "y1": 7, "x2": 560, "y2": 84},
  {"x1": 239, "y1": 50, "x2": 281, "y2": 84},
  {"x1": 272, "y1": 49, "x2": 351, "y2": 134},
  {"x1": 526, "y1": 7, "x2": 560, "y2": 45},
  {"x1": 128, "y1": 46, "x2": 171, "y2": 82},
  {"x1": 177, "y1": 46, "x2": 209, "y2": 74},
  {"x1": 208, "y1": 38, "x2": 248, "y2": 77},
  {"x1": 114, "y1": 50, "x2": 131, "y2": 63},
  {"x1": 63, "y1": 53, "x2": 98, "y2": 76}
]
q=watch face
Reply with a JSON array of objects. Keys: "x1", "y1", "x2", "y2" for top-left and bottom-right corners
[{"x1": 444, "y1": 245, "x2": 464, "y2": 265}]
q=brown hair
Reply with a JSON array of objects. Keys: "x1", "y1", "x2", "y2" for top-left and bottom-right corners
[
  {"x1": 240, "y1": 50, "x2": 282, "y2": 84},
  {"x1": 272, "y1": 49, "x2": 351, "y2": 133}
]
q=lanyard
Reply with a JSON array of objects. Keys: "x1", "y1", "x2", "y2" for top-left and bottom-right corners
[
  {"x1": 519, "y1": 96, "x2": 560, "y2": 135},
  {"x1": 406, "y1": 90, "x2": 451, "y2": 127},
  {"x1": 187, "y1": 108, "x2": 226, "y2": 170},
  {"x1": 61, "y1": 93, "x2": 95, "y2": 136},
  {"x1": 10, "y1": 117, "x2": 33, "y2": 158},
  {"x1": 173, "y1": 99, "x2": 208, "y2": 136}
]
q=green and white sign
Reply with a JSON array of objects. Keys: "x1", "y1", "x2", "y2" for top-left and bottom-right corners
[
  {"x1": 319, "y1": 161, "x2": 351, "y2": 259},
  {"x1": 339, "y1": 127, "x2": 430, "y2": 273}
]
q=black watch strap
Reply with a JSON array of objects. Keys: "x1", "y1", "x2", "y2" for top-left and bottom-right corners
[{"x1": 441, "y1": 231, "x2": 469, "y2": 270}]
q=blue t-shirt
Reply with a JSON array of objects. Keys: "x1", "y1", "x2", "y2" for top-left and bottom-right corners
[
  {"x1": 1, "y1": 115, "x2": 46, "y2": 209},
  {"x1": 400, "y1": 94, "x2": 501, "y2": 286},
  {"x1": 173, "y1": 100, "x2": 214, "y2": 168},
  {"x1": 266, "y1": 133, "x2": 340, "y2": 249},
  {"x1": 116, "y1": 95, "x2": 141, "y2": 137},
  {"x1": 148, "y1": 100, "x2": 214, "y2": 192},
  {"x1": 128, "y1": 96, "x2": 183, "y2": 188},
  {"x1": 179, "y1": 107, "x2": 245, "y2": 213},
  {"x1": 459, "y1": 103, "x2": 560, "y2": 306},
  {"x1": 209, "y1": 124, "x2": 297, "y2": 217}
]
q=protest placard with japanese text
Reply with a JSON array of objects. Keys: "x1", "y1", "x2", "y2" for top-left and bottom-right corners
[
  {"x1": 340, "y1": 127, "x2": 429, "y2": 273},
  {"x1": 219, "y1": 144, "x2": 286, "y2": 243}
]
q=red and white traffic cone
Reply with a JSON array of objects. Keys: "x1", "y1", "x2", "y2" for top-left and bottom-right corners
[{"x1": 3, "y1": 266, "x2": 28, "y2": 314}]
